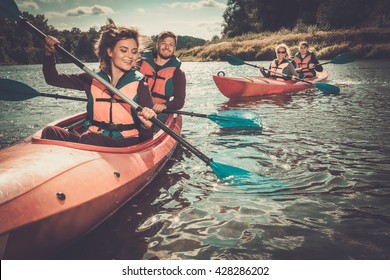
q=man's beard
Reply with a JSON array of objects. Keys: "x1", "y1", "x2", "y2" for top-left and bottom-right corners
[{"x1": 158, "y1": 50, "x2": 173, "y2": 60}]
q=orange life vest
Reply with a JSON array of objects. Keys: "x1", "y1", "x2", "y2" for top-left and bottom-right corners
[
  {"x1": 86, "y1": 70, "x2": 143, "y2": 139},
  {"x1": 139, "y1": 50, "x2": 181, "y2": 104},
  {"x1": 269, "y1": 59, "x2": 290, "y2": 81},
  {"x1": 292, "y1": 52, "x2": 316, "y2": 78}
]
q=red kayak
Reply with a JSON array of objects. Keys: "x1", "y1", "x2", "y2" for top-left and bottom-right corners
[
  {"x1": 0, "y1": 112, "x2": 181, "y2": 259},
  {"x1": 213, "y1": 70, "x2": 329, "y2": 99}
]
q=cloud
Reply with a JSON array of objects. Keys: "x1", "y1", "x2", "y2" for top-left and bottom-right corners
[
  {"x1": 38, "y1": 0, "x2": 64, "y2": 3},
  {"x1": 45, "y1": 11, "x2": 66, "y2": 19},
  {"x1": 17, "y1": 0, "x2": 65, "y2": 11},
  {"x1": 19, "y1": 1, "x2": 39, "y2": 10},
  {"x1": 136, "y1": 8, "x2": 146, "y2": 14},
  {"x1": 164, "y1": 0, "x2": 226, "y2": 10},
  {"x1": 66, "y1": 5, "x2": 114, "y2": 17},
  {"x1": 192, "y1": 18, "x2": 224, "y2": 38},
  {"x1": 43, "y1": 5, "x2": 114, "y2": 19}
]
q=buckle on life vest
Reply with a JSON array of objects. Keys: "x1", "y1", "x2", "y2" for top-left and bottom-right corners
[
  {"x1": 145, "y1": 74, "x2": 165, "y2": 80},
  {"x1": 91, "y1": 120, "x2": 137, "y2": 132},
  {"x1": 152, "y1": 92, "x2": 170, "y2": 101},
  {"x1": 108, "y1": 123, "x2": 119, "y2": 131}
]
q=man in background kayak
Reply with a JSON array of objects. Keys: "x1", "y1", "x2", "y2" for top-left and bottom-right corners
[
  {"x1": 292, "y1": 41, "x2": 323, "y2": 78},
  {"x1": 139, "y1": 31, "x2": 186, "y2": 122}
]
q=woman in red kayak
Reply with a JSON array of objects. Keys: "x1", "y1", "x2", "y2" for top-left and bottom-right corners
[
  {"x1": 41, "y1": 19, "x2": 156, "y2": 147},
  {"x1": 259, "y1": 43, "x2": 299, "y2": 81}
]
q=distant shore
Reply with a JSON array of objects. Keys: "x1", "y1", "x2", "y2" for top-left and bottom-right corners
[{"x1": 177, "y1": 27, "x2": 390, "y2": 61}]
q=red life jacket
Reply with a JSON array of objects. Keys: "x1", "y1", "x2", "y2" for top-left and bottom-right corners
[
  {"x1": 87, "y1": 70, "x2": 142, "y2": 138},
  {"x1": 269, "y1": 59, "x2": 290, "y2": 81},
  {"x1": 139, "y1": 50, "x2": 181, "y2": 104},
  {"x1": 292, "y1": 52, "x2": 315, "y2": 78}
]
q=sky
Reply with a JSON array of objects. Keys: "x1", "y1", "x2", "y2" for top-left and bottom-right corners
[{"x1": 16, "y1": 0, "x2": 227, "y2": 40}]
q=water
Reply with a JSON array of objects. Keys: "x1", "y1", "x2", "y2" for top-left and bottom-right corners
[{"x1": 1, "y1": 60, "x2": 389, "y2": 259}]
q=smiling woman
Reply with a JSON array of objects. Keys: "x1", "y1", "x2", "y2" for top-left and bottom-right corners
[
  {"x1": 41, "y1": 18, "x2": 157, "y2": 147},
  {"x1": 259, "y1": 43, "x2": 299, "y2": 81}
]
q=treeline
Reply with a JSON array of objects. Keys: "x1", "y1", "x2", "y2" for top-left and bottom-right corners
[
  {"x1": 0, "y1": 12, "x2": 206, "y2": 65},
  {"x1": 0, "y1": 12, "x2": 98, "y2": 65},
  {"x1": 222, "y1": 0, "x2": 390, "y2": 37}
]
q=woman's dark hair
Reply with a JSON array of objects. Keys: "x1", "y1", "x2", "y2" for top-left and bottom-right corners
[{"x1": 95, "y1": 18, "x2": 140, "y2": 74}]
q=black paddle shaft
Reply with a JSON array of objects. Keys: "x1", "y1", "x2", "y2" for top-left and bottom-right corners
[
  {"x1": 163, "y1": 109, "x2": 207, "y2": 118},
  {"x1": 38, "y1": 92, "x2": 87, "y2": 101}
]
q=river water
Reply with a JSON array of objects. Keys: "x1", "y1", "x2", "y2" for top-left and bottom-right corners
[{"x1": 0, "y1": 60, "x2": 389, "y2": 260}]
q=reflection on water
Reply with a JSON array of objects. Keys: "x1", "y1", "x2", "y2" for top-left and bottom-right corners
[
  {"x1": 222, "y1": 92, "x2": 294, "y2": 109},
  {"x1": 1, "y1": 60, "x2": 390, "y2": 259}
]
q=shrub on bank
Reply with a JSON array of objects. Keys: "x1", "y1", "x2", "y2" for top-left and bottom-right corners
[{"x1": 177, "y1": 27, "x2": 390, "y2": 61}]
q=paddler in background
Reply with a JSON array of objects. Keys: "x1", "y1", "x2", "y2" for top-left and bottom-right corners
[
  {"x1": 259, "y1": 43, "x2": 299, "y2": 81},
  {"x1": 291, "y1": 41, "x2": 323, "y2": 78}
]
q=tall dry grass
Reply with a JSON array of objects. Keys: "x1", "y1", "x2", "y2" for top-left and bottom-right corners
[{"x1": 177, "y1": 27, "x2": 390, "y2": 61}]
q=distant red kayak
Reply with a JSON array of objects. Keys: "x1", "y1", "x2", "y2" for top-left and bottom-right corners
[
  {"x1": 0, "y1": 112, "x2": 181, "y2": 259},
  {"x1": 213, "y1": 70, "x2": 329, "y2": 99}
]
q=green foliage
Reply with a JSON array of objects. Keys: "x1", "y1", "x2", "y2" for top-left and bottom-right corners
[
  {"x1": 222, "y1": 0, "x2": 390, "y2": 38},
  {"x1": 150, "y1": 34, "x2": 206, "y2": 50},
  {"x1": 0, "y1": 13, "x2": 99, "y2": 65}
]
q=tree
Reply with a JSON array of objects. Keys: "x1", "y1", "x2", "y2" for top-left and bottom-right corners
[
  {"x1": 367, "y1": 0, "x2": 390, "y2": 27},
  {"x1": 222, "y1": 0, "x2": 256, "y2": 37},
  {"x1": 316, "y1": 0, "x2": 374, "y2": 28},
  {"x1": 222, "y1": 0, "x2": 306, "y2": 36},
  {"x1": 150, "y1": 34, "x2": 206, "y2": 50},
  {"x1": 220, "y1": 0, "x2": 388, "y2": 37}
]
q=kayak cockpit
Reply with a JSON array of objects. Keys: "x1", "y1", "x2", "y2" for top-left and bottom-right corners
[{"x1": 31, "y1": 112, "x2": 175, "y2": 153}]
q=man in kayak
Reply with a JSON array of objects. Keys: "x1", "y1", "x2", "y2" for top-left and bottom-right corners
[
  {"x1": 41, "y1": 19, "x2": 156, "y2": 147},
  {"x1": 259, "y1": 43, "x2": 299, "y2": 80},
  {"x1": 139, "y1": 31, "x2": 186, "y2": 122},
  {"x1": 291, "y1": 41, "x2": 323, "y2": 78}
]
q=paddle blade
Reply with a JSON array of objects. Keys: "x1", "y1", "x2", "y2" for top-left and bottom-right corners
[
  {"x1": 226, "y1": 54, "x2": 245, "y2": 66},
  {"x1": 314, "y1": 82, "x2": 340, "y2": 94},
  {"x1": 0, "y1": 78, "x2": 40, "y2": 101},
  {"x1": 330, "y1": 52, "x2": 355, "y2": 65},
  {"x1": 208, "y1": 110, "x2": 262, "y2": 129},
  {"x1": 0, "y1": 0, "x2": 21, "y2": 21},
  {"x1": 210, "y1": 161, "x2": 288, "y2": 191}
]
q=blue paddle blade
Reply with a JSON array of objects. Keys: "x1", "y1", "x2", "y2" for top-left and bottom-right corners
[
  {"x1": 208, "y1": 110, "x2": 262, "y2": 129},
  {"x1": 0, "y1": 78, "x2": 40, "y2": 100},
  {"x1": 210, "y1": 161, "x2": 289, "y2": 192},
  {"x1": 0, "y1": 0, "x2": 21, "y2": 21},
  {"x1": 330, "y1": 52, "x2": 355, "y2": 64},
  {"x1": 315, "y1": 82, "x2": 340, "y2": 94},
  {"x1": 226, "y1": 54, "x2": 245, "y2": 66}
]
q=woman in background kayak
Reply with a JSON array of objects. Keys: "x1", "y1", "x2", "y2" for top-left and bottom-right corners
[
  {"x1": 291, "y1": 41, "x2": 323, "y2": 78},
  {"x1": 41, "y1": 19, "x2": 156, "y2": 147},
  {"x1": 259, "y1": 43, "x2": 299, "y2": 81}
]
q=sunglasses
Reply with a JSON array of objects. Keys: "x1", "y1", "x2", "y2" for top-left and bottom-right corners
[{"x1": 277, "y1": 50, "x2": 286, "y2": 54}]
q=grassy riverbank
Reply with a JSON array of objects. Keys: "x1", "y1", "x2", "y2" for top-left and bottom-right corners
[{"x1": 177, "y1": 27, "x2": 390, "y2": 61}]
